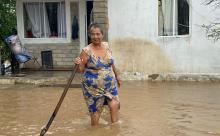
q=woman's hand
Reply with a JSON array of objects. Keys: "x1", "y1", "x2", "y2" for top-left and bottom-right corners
[
  {"x1": 74, "y1": 57, "x2": 83, "y2": 65},
  {"x1": 74, "y1": 51, "x2": 88, "y2": 73},
  {"x1": 74, "y1": 57, "x2": 85, "y2": 73}
]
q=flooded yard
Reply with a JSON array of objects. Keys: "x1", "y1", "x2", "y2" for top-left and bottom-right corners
[{"x1": 0, "y1": 81, "x2": 220, "y2": 136}]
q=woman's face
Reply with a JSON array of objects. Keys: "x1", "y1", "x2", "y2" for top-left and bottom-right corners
[{"x1": 90, "y1": 27, "x2": 103, "y2": 45}]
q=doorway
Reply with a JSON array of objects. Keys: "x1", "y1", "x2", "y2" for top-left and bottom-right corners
[{"x1": 86, "y1": 1, "x2": 93, "y2": 44}]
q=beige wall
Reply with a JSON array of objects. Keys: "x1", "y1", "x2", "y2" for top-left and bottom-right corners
[{"x1": 110, "y1": 38, "x2": 173, "y2": 74}]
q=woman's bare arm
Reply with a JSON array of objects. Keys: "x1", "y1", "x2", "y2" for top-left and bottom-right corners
[{"x1": 112, "y1": 64, "x2": 121, "y2": 87}]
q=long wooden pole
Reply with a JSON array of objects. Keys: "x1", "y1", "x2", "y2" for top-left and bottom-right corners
[{"x1": 40, "y1": 64, "x2": 79, "y2": 136}]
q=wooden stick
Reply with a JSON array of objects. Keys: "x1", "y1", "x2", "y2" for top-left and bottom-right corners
[{"x1": 40, "y1": 64, "x2": 79, "y2": 136}]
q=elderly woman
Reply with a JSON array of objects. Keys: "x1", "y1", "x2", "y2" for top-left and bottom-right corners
[{"x1": 74, "y1": 23, "x2": 121, "y2": 125}]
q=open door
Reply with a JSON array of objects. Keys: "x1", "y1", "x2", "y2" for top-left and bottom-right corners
[
  {"x1": 75, "y1": 0, "x2": 93, "y2": 50},
  {"x1": 86, "y1": 1, "x2": 93, "y2": 44}
]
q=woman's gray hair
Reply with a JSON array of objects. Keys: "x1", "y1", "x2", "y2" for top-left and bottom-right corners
[{"x1": 88, "y1": 23, "x2": 104, "y2": 36}]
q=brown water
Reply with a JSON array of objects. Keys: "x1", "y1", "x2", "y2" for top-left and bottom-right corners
[{"x1": 0, "y1": 82, "x2": 220, "y2": 136}]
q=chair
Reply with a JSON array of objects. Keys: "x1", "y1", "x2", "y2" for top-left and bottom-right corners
[{"x1": 5, "y1": 35, "x2": 40, "y2": 73}]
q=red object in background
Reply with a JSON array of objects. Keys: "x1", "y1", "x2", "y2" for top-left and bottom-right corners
[
  {"x1": 27, "y1": 30, "x2": 33, "y2": 38},
  {"x1": 49, "y1": 32, "x2": 58, "y2": 38}
]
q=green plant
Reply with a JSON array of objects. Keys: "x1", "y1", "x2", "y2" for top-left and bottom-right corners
[{"x1": 0, "y1": 0, "x2": 16, "y2": 61}]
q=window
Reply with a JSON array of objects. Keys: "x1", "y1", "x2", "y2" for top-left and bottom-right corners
[
  {"x1": 23, "y1": 2, "x2": 66, "y2": 38},
  {"x1": 158, "y1": 0, "x2": 189, "y2": 36}
]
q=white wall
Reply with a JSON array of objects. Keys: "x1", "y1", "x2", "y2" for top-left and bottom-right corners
[
  {"x1": 108, "y1": 0, "x2": 220, "y2": 74},
  {"x1": 108, "y1": 0, "x2": 157, "y2": 40}
]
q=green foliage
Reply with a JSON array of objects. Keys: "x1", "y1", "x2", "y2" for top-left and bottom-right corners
[{"x1": 0, "y1": 0, "x2": 16, "y2": 61}]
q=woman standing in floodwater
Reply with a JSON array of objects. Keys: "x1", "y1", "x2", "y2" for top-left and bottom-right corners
[{"x1": 74, "y1": 23, "x2": 121, "y2": 125}]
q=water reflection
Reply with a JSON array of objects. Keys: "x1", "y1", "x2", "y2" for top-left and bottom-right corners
[{"x1": 0, "y1": 82, "x2": 220, "y2": 136}]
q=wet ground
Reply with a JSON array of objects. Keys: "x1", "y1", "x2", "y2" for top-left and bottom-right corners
[{"x1": 0, "y1": 81, "x2": 220, "y2": 136}]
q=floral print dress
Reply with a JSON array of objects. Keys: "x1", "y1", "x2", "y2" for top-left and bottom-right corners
[{"x1": 81, "y1": 42, "x2": 119, "y2": 113}]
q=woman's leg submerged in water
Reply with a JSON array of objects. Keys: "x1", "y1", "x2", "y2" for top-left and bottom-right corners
[
  {"x1": 89, "y1": 96, "x2": 120, "y2": 125},
  {"x1": 90, "y1": 111, "x2": 102, "y2": 126},
  {"x1": 108, "y1": 98, "x2": 120, "y2": 123}
]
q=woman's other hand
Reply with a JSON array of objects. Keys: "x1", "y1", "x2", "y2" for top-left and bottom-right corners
[{"x1": 116, "y1": 76, "x2": 121, "y2": 88}]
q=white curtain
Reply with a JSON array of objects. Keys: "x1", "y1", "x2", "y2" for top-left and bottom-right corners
[
  {"x1": 25, "y1": 3, "x2": 51, "y2": 38},
  {"x1": 57, "y1": 2, "x2": 66, "y2": 38},
  {"x1": 158, "y1": 0, "x2": 178, "y2": 36}
]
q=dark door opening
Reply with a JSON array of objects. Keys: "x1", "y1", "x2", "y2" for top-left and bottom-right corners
[
  {"x1": 86, "y1": 1, "x2": 93, "y2": 44},
  {"x1": 41, "y1": 50, "x2": 53, "y2": 69}
]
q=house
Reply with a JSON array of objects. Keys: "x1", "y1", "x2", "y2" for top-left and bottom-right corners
[
  {"x1": 16, "y1": 0, "x2": 108, "y2": 69},
  {"x1": 16, "y1": 0, "x2": 220, "y2": 75}
]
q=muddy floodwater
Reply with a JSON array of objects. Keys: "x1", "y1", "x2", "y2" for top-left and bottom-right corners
[{"x1": 0, "y1": 81, "x2": 220, "y2": 136}]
